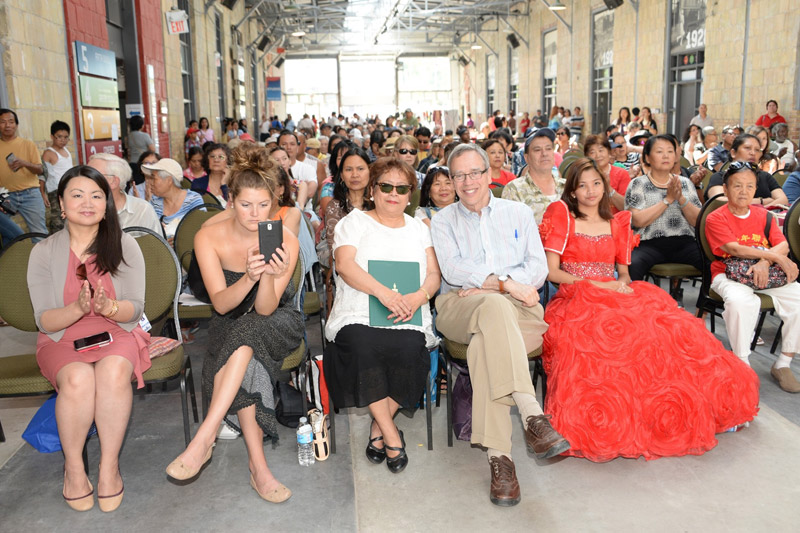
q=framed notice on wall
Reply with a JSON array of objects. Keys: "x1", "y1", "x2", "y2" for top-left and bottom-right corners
[{"x1": 266, "y1": 77, "x2": 281, "y2": 101}]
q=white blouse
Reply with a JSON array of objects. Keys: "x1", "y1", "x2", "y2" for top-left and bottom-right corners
[{"x1": 324, "y1": 209, "x2": 436, "y2": 346}]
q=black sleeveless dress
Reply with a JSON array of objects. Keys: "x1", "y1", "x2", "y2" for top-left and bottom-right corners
[{"x1": 201, "y1": 270, "x2": 303, "y2": 440}]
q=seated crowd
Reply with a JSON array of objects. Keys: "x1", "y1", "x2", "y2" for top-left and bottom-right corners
[{"x1": 3, "y1": 100, "x2": 798, "y2": 512}]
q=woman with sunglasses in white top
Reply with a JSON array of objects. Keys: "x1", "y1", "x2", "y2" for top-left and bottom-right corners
[{"x1": 323, "y1": 157, "x2": 440, "y2": 475}]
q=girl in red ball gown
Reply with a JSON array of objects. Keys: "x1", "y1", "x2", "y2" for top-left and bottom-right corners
[{"x1": 539, "y1": 158, "x2": 759, "y2": 462}]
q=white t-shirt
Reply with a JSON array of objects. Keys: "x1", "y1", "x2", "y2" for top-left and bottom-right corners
[
  {"x1": 117, "y1": 193, "x2": 162, "y2": 235},
  {"x1": 324, "y1": 209, "x2": 436, "y2": 346},
  {"x1": 291, "y1": 159, "x2": 317, "y2": 183}
]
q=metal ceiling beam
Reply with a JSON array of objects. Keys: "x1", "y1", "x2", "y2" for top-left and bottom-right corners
[{"x1": 234, "y1": 0, "x2": 267, "y2": 30}]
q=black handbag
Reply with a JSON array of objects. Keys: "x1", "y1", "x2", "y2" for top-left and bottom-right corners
[{"x1": 275, "y1": 380, "x2": 305, "y2": 428}]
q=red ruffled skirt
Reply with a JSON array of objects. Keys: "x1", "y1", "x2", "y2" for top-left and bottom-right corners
[{"x1": 543, "y1": 280, "x2": 759, "y2": 462}]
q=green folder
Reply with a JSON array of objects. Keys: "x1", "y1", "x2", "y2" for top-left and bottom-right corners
[{"x1": 368, "y1": 260, "x2": 423, "y2": 327}]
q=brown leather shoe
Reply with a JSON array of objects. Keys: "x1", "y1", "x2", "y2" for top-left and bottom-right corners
[
  {"x1": 525, "y1": 414, "x2": 571, "y2": 459},
  {"x1": 771, "y1": 364, "x2": 800, "y2": 393},
  {"x1": 489, "y1": 456, "x2": 520, "y2": 507}
]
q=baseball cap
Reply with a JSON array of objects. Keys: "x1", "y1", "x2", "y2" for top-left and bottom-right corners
[
  {"x1": 609, "y1": 141, "x2": 623, "y2": 149},
  {"x1": 239, "y1": 133, "x2": 255, "y2": 142},
  {"x1": 265, "y1": 135, "x2": 278, "y2": 145},
  {"x1": 187, "y1": 127, "x2": 199, "y2": 135},
  {"x1": 142, "y1": 158, "x2": 182, "y2": 181},
  {"x1": 523, "y1": 127, "x2": 556, "y2": 150},
  {"x1": 306, "y1": 138, "x2": 320, "y2": 149}
]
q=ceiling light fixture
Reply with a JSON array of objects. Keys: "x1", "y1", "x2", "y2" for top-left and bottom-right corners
[
  {"x1": 291, "y1": 30, "x2": 306, "y2": 37},
  {"x1": 471, "y1": 44, "x2": 482, "y2": 50},
  {"x1": 549, "y1": 0, "x2": 567, "y2": 10}
]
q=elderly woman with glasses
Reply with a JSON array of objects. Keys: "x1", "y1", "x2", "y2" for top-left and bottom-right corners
[
  {"x1": 415, "y1": 166, "x2": 457, "y2": 227},
  {"x1": 190, "y1": 143, "x2": 230, "y2": 207},
  {"x1": 324, "y1": 157, "x2": 440, "y2": 474},
  {"x1": 144, "y1": 158, "x2": 204, "y2": 243},
  {"x1": 705, "y1": 161, "x2": 800, "y2": 392},
  {"x1": 27, "y1": 166, "x2": 151, "y2": 512}
]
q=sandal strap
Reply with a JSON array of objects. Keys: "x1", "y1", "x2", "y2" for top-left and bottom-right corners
[{"x1": 368, "y1": 435, "x2": 384, "y2": 444}]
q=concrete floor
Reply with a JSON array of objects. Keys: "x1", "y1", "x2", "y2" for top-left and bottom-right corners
[{"x1": 2, "y1": 282, "x2": 800, "y2": 532}]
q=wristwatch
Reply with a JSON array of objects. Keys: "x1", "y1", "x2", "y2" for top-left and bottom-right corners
[
  {"x1": 498, "y1": 275, "x2": 508, "y2": 293},
  {"x1": 662, "y1": 197, "x2": 671, "y2": 206}
]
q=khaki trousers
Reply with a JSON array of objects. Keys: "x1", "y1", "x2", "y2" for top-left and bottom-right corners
[{"x1": 436, "y1": 290, "x2": 547, "y2": 453}]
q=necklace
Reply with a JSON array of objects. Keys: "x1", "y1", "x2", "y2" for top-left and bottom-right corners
[{"x1": 647, "y1": 172, "x2": 671, "y2": 188}]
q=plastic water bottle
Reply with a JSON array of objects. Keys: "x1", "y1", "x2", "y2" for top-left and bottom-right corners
[{"x1": 297, "y1": 417, "x2": 315, "y2": 466}]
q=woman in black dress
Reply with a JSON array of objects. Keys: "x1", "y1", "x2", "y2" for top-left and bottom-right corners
[{"x1": 165, "y1": 144, "x2": 302, "y2": 504}]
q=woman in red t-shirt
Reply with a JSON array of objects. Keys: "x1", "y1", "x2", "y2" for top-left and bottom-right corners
[
  {"x1": 704, "y1": 161, "x2": 800, "y2": 392},
  {"x1": 483, "y1": 138, "x2": 516, "y2": 187},
  {"x1": 754, "y1": 99, "x2": 786, "y2": 130},
  {"x1": 583, "y1": 134, "x2": 629, "y2": 213}
]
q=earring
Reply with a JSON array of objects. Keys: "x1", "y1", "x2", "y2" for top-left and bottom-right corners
[
  {"x1": 369, "y1": 196, "x2": 373, "y2": 201},
  {"x1": 407, "y1": 201, "x2": 411, "y2": 206},
  {"x1": 60, "y1": 210, "x2": 66, "y2": 219}
]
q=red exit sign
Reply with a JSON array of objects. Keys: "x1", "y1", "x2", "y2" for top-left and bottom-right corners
[{"x1": 165, "y1": 11, "x2": 189, "y2": 35}]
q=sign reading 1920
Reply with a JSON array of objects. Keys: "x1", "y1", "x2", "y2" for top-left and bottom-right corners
[{"x1": 75, "y1": 41, "x2": 117, "y2": 79}]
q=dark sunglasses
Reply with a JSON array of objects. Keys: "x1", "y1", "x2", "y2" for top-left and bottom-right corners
[
  {"x1": 729, "y1": 161, "x2": 758, "y2": 172},
  {"x1": 397, "y1": 148, "x2": 418, "y2": 156},
  {"x1": 376, "y1": 182, "x2": 411, "y2": 195},
  {"x1": 76, "y1": 263, "x2": 95, "y2": 297}
]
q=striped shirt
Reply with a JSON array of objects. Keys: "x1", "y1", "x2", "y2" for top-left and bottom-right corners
[{"x1": 430, "y1": 193, "x2": 548, "y2": 293}]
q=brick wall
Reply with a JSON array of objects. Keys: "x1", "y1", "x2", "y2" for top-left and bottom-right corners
[{"x1": 134, "y1": 0, "x2": 170, "y2": 157}]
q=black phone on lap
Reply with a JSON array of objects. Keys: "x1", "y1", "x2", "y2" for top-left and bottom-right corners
[
  {"x1": 258, "y1": 220, "x2": 283, "y2": 261},
  {"x1": 73, "y1": 331, "x2": 113, "y2": 352}
]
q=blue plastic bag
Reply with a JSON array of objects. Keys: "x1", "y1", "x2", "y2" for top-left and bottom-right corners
[{"x1": 22, "y1": 394, "x2": 96, "y2": 453}]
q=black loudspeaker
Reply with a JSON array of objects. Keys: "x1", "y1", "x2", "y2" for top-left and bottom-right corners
[
  {"x1": 257, "y1": 35, "x2": 270, "y2": 51},
  {"x1": 603, "y1": 0, "x2": 624, "y2": 9},
  {"x1": 458, "y1": 56, "x2": 469, "y2": 67},
  {"x1": 221, "y1": 0, "x2": 239, "y2": 9},
  {"x1": 275, "y1": 57, "x2": 285, "y2": 69},
  {"x1": 506, "y1": 34, "x2": 520, "y2": 49}
]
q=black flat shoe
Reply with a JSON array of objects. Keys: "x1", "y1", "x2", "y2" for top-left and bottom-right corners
[
  {"x1": 365, "y1": 420, "x2": 386, "y2": 464},
  {"x1": 385, "y1": 430, "x2": 408, "y2": 474}
]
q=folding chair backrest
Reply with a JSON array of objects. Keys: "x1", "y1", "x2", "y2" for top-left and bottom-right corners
[
  {"x1": 0, "y1": 233, "x2": 46, "y2": 332},
  {"x1": 173, "y1": 203, "x2": 223, "y2": 270},
  {"x1": 405, "y1": 189, "x2": 421, "y2": 216},
  {"x1": 772, "y1": 171, "x2": 789, "y2": 188},
  {"x1": 696, "y1": 194, "x2": 728, "y2": 263},
  {"x1": 124, "y1": 227, "x2": 181, "y2": 332}
]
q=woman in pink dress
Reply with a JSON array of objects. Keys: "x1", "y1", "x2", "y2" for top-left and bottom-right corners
[
  {"x1": 27, "y1": 166, "x2": 150, "y2": 512},
  {"x1": 538, "y1": 158, "x2": 759, "y2": 462}
]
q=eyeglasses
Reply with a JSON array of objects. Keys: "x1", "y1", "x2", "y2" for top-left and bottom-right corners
[
  {"x1": 376, "y1": 182, "x2": 411, "y2": 195},
  {"x1": 209, "y1": 154, "x2": 227, "y2": 161},
  {"x1": 76, "y1": 263, "x2": 95, "y2": 297},
  {"x1": 397, "y1": 148, "x2": 418, "y2": 156},
  {"x1": 452, "y1": 168, "x2": 488, "y2": 182}
]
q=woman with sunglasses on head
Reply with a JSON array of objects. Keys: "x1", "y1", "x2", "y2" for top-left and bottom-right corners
[
  {"x1": 190, "y1": 143, "x2": 230, "y2": 207},
  {"x1": 393, "y1": 135, "x2": 425, "y2": 186},
  {"x1": 705, "y1": 162, "x2": 800, "y2": 392},
  {"x1": 167, "y1": 144, "x2": 300, "y2": 502},
  {"x1": 324, "y1": 157, "x2": 440, "y2": 474},
  {"x1": 415, "y1": 166, "x2": 456, "y2": 228},
  {"x1": 704, "y1": 134, "x2": 788, "y2": 206},
  {"x1": 482, "y1": 138, "x2": 516, "y2": 187},
  {"x1": 27, "y1": 166, "x2": 151, "y2": 512},
  {"x1": 538, "y1": 158, "x2": 758, "y2": 462},
  {"x1": 624, "y1": 134, "x2": 703, "y2": 281}
]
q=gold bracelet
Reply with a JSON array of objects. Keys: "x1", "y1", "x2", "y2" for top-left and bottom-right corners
[
  {"x1": 418, "y1": 287, "x2": 431, "y2": 301},
  {"x1": 106, "y1": 299, "x2": 119, "y2": 319}
]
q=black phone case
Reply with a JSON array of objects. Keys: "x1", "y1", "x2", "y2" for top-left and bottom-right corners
[{"x1": 258, "y1": 220, "x2": 283, "y2": 260}]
